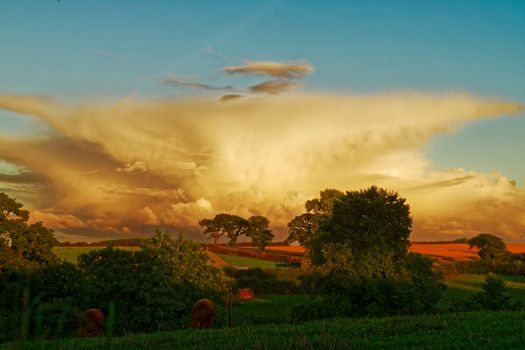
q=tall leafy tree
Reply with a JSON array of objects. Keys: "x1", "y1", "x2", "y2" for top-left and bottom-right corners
[
  {"x1": 317, "y1": 185, "x2": 412, "y2": 266},
  {"x1": 246, "y1": 215, "x2": 274, "y2": 251},
  {"x1": 0, "y1": 192, "x2": 57, "y2": 269},
  {"x1": 286, "y1": 189, "x2": 344, "y2": 254},
  {"x1": 468, "y1": 233, "x2": 508, "y2": 267},
  {"x1": 199, "y1": 214, "x2": 248, "y2": 246}
]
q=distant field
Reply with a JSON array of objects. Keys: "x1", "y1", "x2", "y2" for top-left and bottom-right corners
[
  {"x1": 217, "y1": 254, "x2": 279, "y2": 268},
  {"x1": 53, "y1": 247, "x2": 138, "y2": 263},
  {"x1": 4, "y1": 311, "x2": 525, "y2": 350},
  {"x1": 263, "y1": 243, "x2": 525, "y2": 261}
]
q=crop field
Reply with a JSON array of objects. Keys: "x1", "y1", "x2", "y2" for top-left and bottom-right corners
[
  {"x1": 3, "y1": 311, "x2": 524, "y2": 350},
  {"x1": 263, "y1": 243, "x2": 525, "y2": 261}
]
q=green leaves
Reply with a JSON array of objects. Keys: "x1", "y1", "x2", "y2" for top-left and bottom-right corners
[{"x1": 0, "y1": 192, "x2": 58, "y2": 270}]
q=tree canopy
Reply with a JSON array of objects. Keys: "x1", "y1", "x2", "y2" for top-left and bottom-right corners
[
  {"x1": 246, "y1": 215, "x2": 274, "y2": 251},
  {"x1": 468, "y1": 233, "x2": 508, "y2": 266},
  {"x1": 199, "y1": 213, "x2": 273, "y2": 250},
  {"x1": 0, "y1": 192, "x2": 58, "y2": 269}
]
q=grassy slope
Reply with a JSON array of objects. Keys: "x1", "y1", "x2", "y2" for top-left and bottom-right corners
[
  {"x1": 4, "y1": 312, "x2": 524, "y2": 350},
  {"x1": 53, "y1": 247, "x2": 137, "y2": 263},
  {"x1": 439, "y1": 274, "x2": 525, "y2": 310},
  {"x1": 216, "y1": 253, "x2": 279, "y2": 268}
]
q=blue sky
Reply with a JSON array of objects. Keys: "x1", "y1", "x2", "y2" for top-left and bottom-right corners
[
  {"x1": 1, "y1": 0, "x2": 524, "y2": 184},
  {"x1": 0, "y1": 1, "x2": 524, "y2": 241}
]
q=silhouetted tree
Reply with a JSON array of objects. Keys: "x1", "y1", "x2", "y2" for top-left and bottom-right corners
[
  {"x1": 286, "y1": 189, "x2": 344, "y2": 257},
  {"x1": 468, "y1": 233, "x2": 508, "y2": 267},
  {"x1": 199, "y1": 214, "x2": 249, "y2": 246},
  {"x1": 246, "y1": 215, "x2": 274, "y2": 251}
]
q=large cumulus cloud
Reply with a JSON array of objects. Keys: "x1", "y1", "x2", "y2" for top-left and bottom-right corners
[{"x1": 0, "y1": 93, "x2": 523, "y2": 242}]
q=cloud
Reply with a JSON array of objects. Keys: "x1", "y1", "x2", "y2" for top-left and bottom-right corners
[
  {"x1": 161, "y1": 76, "x2": 234, "y2": 91},
  {"x1": 116, "y1": 161, "x2": 148, "y2": 174},
  {"x1": 249, "y1": 80, "x2": 298, "y2": 94},
  {"x1": 0, "y1": 93, "x2": 523, "y2": 241},
  {"x1": 220, "y1": 94, "x2": 242, "y2": 102},
  {"x1": 224, "y1": 61, "x2": 314, "y2": 79}
]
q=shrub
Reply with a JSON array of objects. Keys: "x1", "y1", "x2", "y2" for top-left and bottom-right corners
[
  {"x1": 77, "y1": 232, "x2": 229, "y2": 334},
  {"x1": 449, "y1": 274, "x2": 522, "y2": 312},
  {"x1": 223, "y1": 267, "x2": 302, "y2": 295},
  {"x1": 0, "y1": 261, "x2": 82, "y2": 342}
]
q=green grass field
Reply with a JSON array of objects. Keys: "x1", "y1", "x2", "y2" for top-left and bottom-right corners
[
  {"x1": 216, "y1": 253, "x2": 279, "y2": 268},
  {"x1": 53, "y1": 247, "x2": 138, "y2": 263},
  {"x1": 439, "y1": 274, "x2": 525, "y2": 310},
  {"x1": 3, "y1": 311, "x2": 524, "y2": 350}
]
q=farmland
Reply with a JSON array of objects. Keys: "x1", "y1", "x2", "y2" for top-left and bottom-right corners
[{"x1": 263, "y1": 243, "x2": 525, "y2": 261}]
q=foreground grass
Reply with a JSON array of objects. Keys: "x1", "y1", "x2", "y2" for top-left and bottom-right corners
[
  {"x1": 3, "y1": 312, "x2": 524, "y2": 350},
  {"x1": 439, "y1": 274, "x2": 525, "y2": 310}
]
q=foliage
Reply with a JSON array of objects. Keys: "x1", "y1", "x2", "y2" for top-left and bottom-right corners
[
  {"x1": 468, "y1": 233, "x2": 509, "y2": 266},
  {"x1": 246, "y1": 216, "x2": 274, "y2": 251},
  {"x1": 292, "y1": 186, "x2": 444, "y2": 319},
  {"x1": 199, "y1": 214, "x2": 275, "y2": 250},
  {"x1": 77, "y1": 231, "x2": 229, "y2": 334},
  {"x1": 0, "y1": 192, "x2": 58, "y2": 269},
  {"x1": 0, "y1": 261, "x2": 83, "y2": 343},
  {"x1": 286, "y1": 189, "x2": 344, "y2": 254},
  {"x1": 223, "y1": 267, "x2": 302, "y2": 295},
  {"x1": 449, "y1": 274, "x2": 522, "y2": 312},
  {"x1": 199, "y1": 214, "x2": 248, "y2": 247}
]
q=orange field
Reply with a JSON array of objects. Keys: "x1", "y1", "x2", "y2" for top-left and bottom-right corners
[{"x1": 266, "y1": 243, "x2": 525, "y2": 261}]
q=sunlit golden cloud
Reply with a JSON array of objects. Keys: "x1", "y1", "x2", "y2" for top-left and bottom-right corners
[
  {"x1": 249, "y1": 80, "x2": 298, "y2": 94},
  {"x1": 0, "y1": 93, "x2": 523, "y2": 241}
]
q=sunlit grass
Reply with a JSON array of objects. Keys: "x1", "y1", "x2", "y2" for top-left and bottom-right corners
[
  {"x1": 53, "y1": 247, "x2": 138, "y2": 264},
  {"x1": 216, "y1": 254, "x2": 279, "y2": 268}
]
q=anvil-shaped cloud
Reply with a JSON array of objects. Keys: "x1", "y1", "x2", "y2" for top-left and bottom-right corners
[{"x1": 0, "y1": 93, "x2": 523, "y2": 242}]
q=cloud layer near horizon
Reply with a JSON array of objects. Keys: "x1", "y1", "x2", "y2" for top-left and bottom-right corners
[{"x1": 0, "y1": 93, "x2": 524, "y2": 242}]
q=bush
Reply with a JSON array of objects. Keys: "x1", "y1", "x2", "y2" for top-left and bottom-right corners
[
  {"x1": 0, "y1": 261, "x2": 82, "y2": 342},
  {"x1": 77, "y1": 232, "x2": 229, "y2": 334},
  {"x1": 223, "y1": 267, "x2": 302, "y2": 295},
  {"x1": 449, "y1": 274, "x2": 522, "y2": 312}
]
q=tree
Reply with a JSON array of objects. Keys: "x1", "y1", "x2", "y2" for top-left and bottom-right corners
[
  {"x1": 199, "y1": 214, "x2": 248, "y2": 246},
  {"x1": 317, "y1": 186, "x2": 412, "y2": 265},
  {"x1": 292, "y1": 186, "x2": 445, "y2": 319},
  {"x1": 0, "y1": 192, "x2": 58, "y2": 269},
  {"x1": 286, "y1": 189, "x2": 344, "y2": 253},
  {"x1": 246, "y1": 215, "x2": 274, "y2": 251},
  {"x1": 468, "y1": 233, "x2": 508, "y2": 267},
  {"x1": 221, "y1": 215, "x2": 249, "y2": 247}
]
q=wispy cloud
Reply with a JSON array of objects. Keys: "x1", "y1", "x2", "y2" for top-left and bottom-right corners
[
  {"x1": 224, "y1": 61, "x2": 314, "y2": 79},
  {"x1": 249, "y1": 80, "x2": 298, "y2": 94},
  {"x1": 161, "y1": 76, "x2": 234, "y2": 91},
  {"x1": 219, "y1": 94, "x2": 243, "y2": 102}
]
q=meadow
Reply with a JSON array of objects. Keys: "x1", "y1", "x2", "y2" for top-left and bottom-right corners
[
  {"x1": 3, "y1": 311, "x2": 524, "y2": 350},
  {"x1": 53, "y1": 247, "x2": 138, "y2": 264}
]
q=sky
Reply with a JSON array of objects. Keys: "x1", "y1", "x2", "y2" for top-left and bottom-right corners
[{"x1": 0, "y1": 1, "x2": 524, "y2": 242}]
